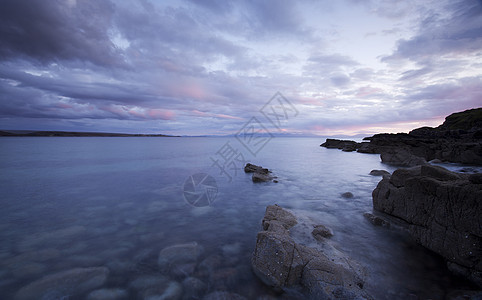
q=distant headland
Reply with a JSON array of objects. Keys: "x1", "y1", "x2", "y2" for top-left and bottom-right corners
[{"x1": 0, "y1": 130, "x2": 179, "y2": 137}]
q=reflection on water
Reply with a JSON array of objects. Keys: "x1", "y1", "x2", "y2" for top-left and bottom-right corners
[{"x1": 0, "y1": 137, "x2": 478, "y2": 299}]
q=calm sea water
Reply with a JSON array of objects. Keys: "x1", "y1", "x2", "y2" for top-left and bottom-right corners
[{"x1": 0, "y1": 137, "x2": 477, "y2": 299}]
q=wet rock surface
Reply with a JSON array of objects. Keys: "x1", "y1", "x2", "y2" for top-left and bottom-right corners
[
  {"x1": 372, "y1": 165, "x2": 482, "y2": 286},
  {"x1": 252, "y1": 205, "x2": 370, "y2": 299},
  {"x1": 245, "y1": 163, "x2": 276, "y2": 183}
]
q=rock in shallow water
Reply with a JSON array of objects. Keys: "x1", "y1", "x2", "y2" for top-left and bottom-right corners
[
  {"x1": 252, "y1": 205, "x2": 370, "y2": 299},
  {"x1": 373, "y1": 164, "x2": 482, "y2": 286},
  {"x1": 15, "y1": 267, "x2": 109, "y2": 300},
  {"x1": 311, "y1": 224, "x2": 333, "y2": 240},
  {"x1": 158, "y1": 242, "x2": 204, "y2": 268},
  {"x1": 363, "y1": 212, "x2": 390, "y2": 228},
  {"x1": 369, "y1": 169, "x2": 390, "y2": 176},
  {"x1": 87, "y1": 288, "x2": 128, "y2": 300}
]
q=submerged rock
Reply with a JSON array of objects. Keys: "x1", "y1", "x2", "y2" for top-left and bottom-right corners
[
  {"x1": 87, "y1": 288, "x2": 128, "y2": 300},
  {"x1": 252, "y1": 205, "x2": 370, "y2": 299},
  {"x1": 15, "y1": 267, "x2": 109, "y2": 300},
  {"x1": 158, "y1": 242, "x2": 204, "y2": 268},
  {"x1": 203, "y1": 291, "x2": 247, "y2": 300},
  {"x1": 373, "y1": 165, "x2": 482, "y2": 286}
]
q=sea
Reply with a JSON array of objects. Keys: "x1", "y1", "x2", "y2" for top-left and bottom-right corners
[{"x1": 0, "y1": 137, "x2": 479, "y2": 299}]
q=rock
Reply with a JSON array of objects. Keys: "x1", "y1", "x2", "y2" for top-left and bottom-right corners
[
  {"x1": 209, "y1": 267, "x2": 240, "y2": 290},
  {"x1": 203, "y1": 291, "x2": 247, "y2": 300},
  {"x1": 182, "y1": 277, "x2": 206, "y2": 300},
  {"x1": 245, "y1": 163, "x2": 275, "y2": 183},
  {"x1": 244, "y1": 163, "x2": 269, "y2": 174},
  {"x1": 172, "y1": 263, "x2": 196, "y2": 278},
  {"x1": 262, "y1": 204, "x2": 298, "y2": 231},
  {"x1": 469, "y1": 173, "x2": 482, "y2": 184},
  {"x1": 11, "y1": 262, "x2": 46, "y2": 279},
  {"x1": 129, "y1": 275, "x2": 170, "y2": 291},
  {"x1": 15, "y1": 267, "x2": 109, "y2": 300},
  {"x1": 363, "y1": 213, "x2": 390, "y2": 228},
  {"x1": 252, "y1": 205, "x2": 370, "y2": 299},
  {"x1": 380, "y1": 148, "x2": 427, "y2": 167},
  {"x1": 320, "y1": 139, "x2": 360, "y2": 151},
  {"x1": 341, "y1": 192, "x2": 354, "y2": 198},
  {"x1": 141, "y1": 281, "x2": 182, "y2": 300},
  {"x1": 312, "y1": 225, "x2": 333, "y2": 240},
  {"x1": 372, "y1": 164, "x2": 482, "y2": 286},
  {"x1": 18, "y1": 226, "x2": 86, "y2": 251},
  {"x1": 87, "y1": 288, "x2": 129, "y2": 300},
  {"x1": 369, "y1": 170, "x2": 390, "y2": 176},
  {"x1": 252, "y1": 172, "x2": 273, "y2": 183},
  {"x1": 158, "y1": 242, "x2": 204, "y2": 269}
]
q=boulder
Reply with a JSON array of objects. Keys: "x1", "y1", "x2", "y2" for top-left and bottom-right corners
[
  {"x1": 369, "y1": 170, "x2": 390, "y2": 176},
  {"x1": 341, "y1": 192, "x2": 354, "y2": 198},
  {"x1": 244, "y1": 163, "x2": 269, "y2": 174},
  {"x1": 320, "y1": 139, "x2": 360, "y2": 151},
  {"x1": 312, "y1": 224, "x2": 333, "y2": 240},
  {"x1": 252, "y1": 205, "x2": 370, "y2": 299},
  {"x1": 252, "y1": 172, "x2": 273, "y2": 183},
  {"x1": 15, "y1": 267, "x2": 109, "y2": 300},
  {"x1": 380, "y1": 148, "x2": 427, "y2": 167},
  {"x1": 245, "y1": 163, "x2": 275, "y2": 183},
  {"x1": 372, "y1": 165, "x2": 482, "y2": 286}
]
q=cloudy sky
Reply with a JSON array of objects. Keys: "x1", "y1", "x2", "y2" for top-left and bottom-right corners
[{"x1": 0, "y1": 0, "x2": 481, "y2": 136}]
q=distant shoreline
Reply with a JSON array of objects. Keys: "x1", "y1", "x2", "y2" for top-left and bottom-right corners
[{"x1": 0, "y1": 130, "x2": 180, "y2": 137}]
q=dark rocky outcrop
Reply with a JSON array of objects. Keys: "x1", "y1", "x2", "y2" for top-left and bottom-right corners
[
  {"x1": 252, "y1": 205, "x2": 370, "y2": 299},
  {"x1": 320, "y1": 139, "x2": 360, "y2": 152},
  {"x1": 321, "y1": 108, "x2": 482, "y2": 166},
  {"x1": 369, "y1": 170, "x2": 390, "y2": 176},
  {"x1": 372, "y1": 165, "x2": 482, "y2": 286},
  {"x1": 244, "y1": 163, "x2": 275, "y2": 183}
]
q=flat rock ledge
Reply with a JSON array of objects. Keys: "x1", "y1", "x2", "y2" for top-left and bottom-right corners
[
  {"x1": 244, "y1": 163, "x2": 276, "y2": 183},
  {"x1": 373, "y1": 164, "x2": 482, "y2": 287},
  {"x1": 252, "y1": 205, "x2": 371, "y2": 299}
]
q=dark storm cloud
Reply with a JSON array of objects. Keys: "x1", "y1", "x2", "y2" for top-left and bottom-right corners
[
  {"x1": 383, "y1": 0, "x2": 482, "y2": 62},
  {"x1": 0, "y1": 0, "x2": 125, "y2": 67}
]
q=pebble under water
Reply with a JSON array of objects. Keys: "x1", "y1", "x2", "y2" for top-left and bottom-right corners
[{"x1": 0, "y1": 137, "x2": 479, "y2": 299}]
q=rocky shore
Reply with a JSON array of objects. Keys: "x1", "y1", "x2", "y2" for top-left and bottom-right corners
[
  {"x1": 321, "y1": 108, "x2": 482, "y2": 166},
  {"x1": 250, "y1": 108, "x2": 481, "y2": 298},
  {"x1": 252, "y1": 205, "x2": 370, "y2": 299},
  {"x1": 373, "y1": 165, "x2": 482, "y2": 287}
]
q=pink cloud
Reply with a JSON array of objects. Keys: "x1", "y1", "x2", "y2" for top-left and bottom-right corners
[
  {"x1": 355, "y1": 86, "x2": 383, "y2": 98},
  {"x1": 191, "y1": 109, "x2": 243, "y2": 120},
  {"x1": 147, "y1": 108, "x2": 175, "y2": 120}
]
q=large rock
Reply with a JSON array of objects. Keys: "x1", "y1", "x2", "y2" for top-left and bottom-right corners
[
  {"x1": 372, "y1": 165, "x2": 482, "y2": 286},
  {"x1": 320, "y1": 139, "x2": 360, "y2": 151},
  {"x1": 244, "y1": 163, "x2": 275, "y2": 182},
  {"x1": 321, "y1": 109, "x2": 482, "y2": 166},
  {"x1": 252, "y1": 205, "x2": 369, "y2": 299},
  {"x1": 15, "y1": 267, "x2": 109, "y2": 300}
]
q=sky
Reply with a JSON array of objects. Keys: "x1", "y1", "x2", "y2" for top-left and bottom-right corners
[{"x1": 0, "y1": 0, "x2": 481, "y2": 136}]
